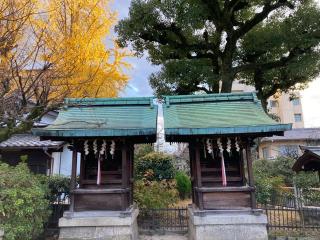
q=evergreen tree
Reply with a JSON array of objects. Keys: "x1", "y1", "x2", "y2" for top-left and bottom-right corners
[{"x1": 116, "y1": 0, "x2": 320, "y2": 107}]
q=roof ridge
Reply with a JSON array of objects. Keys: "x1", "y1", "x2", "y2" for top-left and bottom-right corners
[
  {"x1": 64, "y1": 97, "x2": 155, "y2": 107},
  {"x1": 164, "y1": 92, "x2": 258, "y2": 106},
  {"x1": 164, "y1": 92, "x2": 254, "y2": 99}
]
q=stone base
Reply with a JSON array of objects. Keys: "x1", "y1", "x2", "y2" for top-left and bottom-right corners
[
  {"x1": 302, "y1": 206, "x2": 320, "y2": 225},
  {"x1": 58, "y1": 207, "x2": 139, "y2": 240},
  {"x1": 188, "y1": 206, "x2": 268, "y2": 240},
  {"x1": 0, "y1": 229, "x2": 3, "y2": 240}
]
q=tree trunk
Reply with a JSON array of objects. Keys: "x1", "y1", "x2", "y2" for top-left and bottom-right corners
[
  {"x1": 220, "y1": 42, "x2": 235, "y2": 93},
  {"x1": 220, "y1": 73, "x2": 234, "y2": 92},
  {"x1": 220, "y1": 62, "x2": 234, "y2": 93}
]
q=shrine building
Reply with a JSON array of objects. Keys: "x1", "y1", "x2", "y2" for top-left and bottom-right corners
[
  {"x1": 33, "y1": 92, "x2": 291, "y2": 240},
  {"x1": 33, "y1": 97, "x2": 158, "y2": 240},
  {"x1": 163, "y1": 92, "x2": 291, "y2": 240}
]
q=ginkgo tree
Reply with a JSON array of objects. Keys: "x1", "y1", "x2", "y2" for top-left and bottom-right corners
[{"x1": 0, "y1": 0, "x2": 129, "y2": 141}]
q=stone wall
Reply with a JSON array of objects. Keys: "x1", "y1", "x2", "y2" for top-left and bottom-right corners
[{"x1": 302, "y1": 206, "x2": 320, "y2": 225}]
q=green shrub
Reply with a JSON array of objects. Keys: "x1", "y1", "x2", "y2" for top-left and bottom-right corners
[
  {"x1": 175, "y1": 171, "x2": 191, "y2": 199},
  {"x1": 47, "y1": 175, "x2": 71, "y2": 202},
  {"x1": 271, "y1": 157, "x2": 296, "y2": 186},
  {"x1": 255, "y1": 176, "x2": 285, "y2": 204},
  {"x1": 0, "y1": 162, "x2": 50, "y2": 240},
  {"x1": 134, "y1": 144, "x2": 154, "y2": 160},
  {"x1": 294, "y1": 171, "x2": 319, "y2": 191},
  {"x1": 134, "y1": 178, "x2": 179, "y2": 209},
  {"x1": 253, "y1": 157, "x2": 320, "y2": 204},
  {"x1": 135, "y1": 152, "x2": 176, "y2": 181}
]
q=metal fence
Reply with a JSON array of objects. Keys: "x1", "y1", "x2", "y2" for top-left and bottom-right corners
[
  {"x1": 263, "y1": 205, "x2": 320, "y2": 231},
  {"x1": 260, "y1": 191, "x2": 320, "y2": 236},
  {"x1": 43, "y1": 190, "x2": 320, "y2": 237},
  {"x1": 138, "y1": 207, "x2": 189, "y2": 233}
]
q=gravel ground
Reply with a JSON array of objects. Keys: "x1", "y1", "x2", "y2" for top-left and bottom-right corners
[{"x1": 140, "y1": 234, "x2": 188, "y2": 240}]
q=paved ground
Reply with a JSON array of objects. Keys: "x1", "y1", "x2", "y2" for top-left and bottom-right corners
[{"x1": 140, "y1": 234, "x2": 188, "y2": 240}]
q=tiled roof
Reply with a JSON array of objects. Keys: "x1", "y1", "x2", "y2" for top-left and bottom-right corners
[
  {"x1": 292, "y1": 146, "x2": 320, "y2": 172},
  {"x1": 32, "y1": 97, "x2": 158, "y2": 140},
  {"x1": 301, "y1": 146, "x2": 320, "y2": 156},
  {"x1": 261, "y1": 128, "x2": 320, "y2": 142},
  {"x1": 0, "y1": 134, "x2": 64, "y2": 149},
  {"x1": 163, "y1": 92, "x2": 291, "y2": 140}
]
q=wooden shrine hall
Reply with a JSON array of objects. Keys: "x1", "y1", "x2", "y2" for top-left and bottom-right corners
[
  {"x1": 163, "y1": 93, "x2": 291, "y2": 240},
  {"x1": 32, "y1": 97, "x2": 157, "y2": 240},
  {"x1": 33, "y1": 97, "x2": 157, "y2": 212},
  {"x1": 163, "y1": 92, "x2": 291, "y2": 210}
]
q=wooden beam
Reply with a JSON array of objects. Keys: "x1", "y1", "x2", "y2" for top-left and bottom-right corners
[
  {"x1": 69, "y1": 149, "x2": 78, "y2": 212},
  {"x1": 121, "y1": 144, "x2": 128, "y2": 210},
  {"x1": 79, "y1": 155, "x2": 85, "y2": 188},
  {"x1": 122, "y1": 145, "x2": 128, "y2": 188},
  {"x1": 195, "y1": 143, "x2": 204, "y2": 209},
  {"x1": 240, "y1": 149, "x2": 245, "y2": 185},
  {"x1": 189, "y1": 145, "x2": 196, "y2": 205},
  {"x1": 130, "y1": 146, "x2": 134, "y2": 205},
  {"x1": 195, "y1": 143, "x2": 202, "y2": 188},
  {"x1": 245, "y1": 140, "x2": 256, "y2": 209}
]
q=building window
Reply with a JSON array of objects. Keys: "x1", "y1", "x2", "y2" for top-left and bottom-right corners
[
  {"x1": 262, "y1": 147, "x2": 270, "y2": 159},
  {"x1": 294, "y1": 114, "x2": 302, "y2": 122},
  {"x1": 270, "y1": 100, "x2": 278, "y2": 108},
  {"x1": 291, "y1": 98, "x2": 300, "y2": 106}
]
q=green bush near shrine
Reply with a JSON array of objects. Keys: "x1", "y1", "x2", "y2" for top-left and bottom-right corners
[
  {"x1": 47, "y1": 175, "x2": 71, "y2": 202},
  {"x1": 135, "y1": 151, "x2": 176, "y2": 181},
  {"x1": 133, "y1": 148, "x2": 179, "y2": 208},
  {"x1": 134, "y1": 177, "x2": 179, "y2": 209},
  {"x1": 253, "y1": 157, "x2": 320, "y2": 204},
  {"x1": 0, "y1": 161, "x2": 50, "y2": 240},
  {"x1": 175, "y1": 171, "x2": 192, "y2": 200}
]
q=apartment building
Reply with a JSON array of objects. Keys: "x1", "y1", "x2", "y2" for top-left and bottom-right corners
[
  {"x1": 231, "y1": 81, "x2": 315, "y2": 160},
  {"x1": 268, "y1": 94, "x2": 304, "y2": 129}
]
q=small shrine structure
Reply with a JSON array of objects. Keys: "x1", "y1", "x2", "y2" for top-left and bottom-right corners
[
  {"x1": 293, "y1": 146, "x2": 320, "y2": 177},
  {"x1": 33, "y1": 97, "x2": 157, "y2": 240},
  {"x1": 163, "y1": 92, "x2": 291, "y2": 240}
]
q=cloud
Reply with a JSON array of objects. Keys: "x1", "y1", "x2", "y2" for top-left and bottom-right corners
[{"x1": 128, "y1": 83, "x2": 139, "y2": 93}]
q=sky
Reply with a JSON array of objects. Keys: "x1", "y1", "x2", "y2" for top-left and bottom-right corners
[
  {"x1": 112, "y1": 1, "x2": 155, "y2": 98},
  {"x1": 111, "y1": 0, "x2": 320, "y2": 128}
]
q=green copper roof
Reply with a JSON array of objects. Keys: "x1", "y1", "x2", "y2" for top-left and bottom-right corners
[
  {"x1": 32, "y1": 97, "x2": 157, "y2": 140},
  {"x1": 163, "y1": 92, "x2": 291, "y2": 139}
]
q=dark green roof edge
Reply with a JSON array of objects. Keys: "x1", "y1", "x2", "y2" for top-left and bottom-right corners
[
  {"x1": 64, "y1": 96, "x2": 155, "y2": 107},
  {"x1": 32, "y1": 128, "x2": 157, "y2": 138},
  {"x1": 164, "y1": 92, "x2": 259, "y2": 106},
  {"x1": 165, "y1": 123, "x2": 292, "y2": 136}
]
